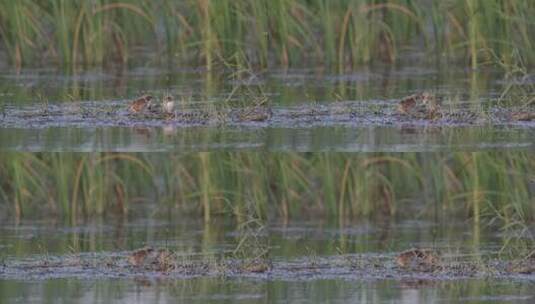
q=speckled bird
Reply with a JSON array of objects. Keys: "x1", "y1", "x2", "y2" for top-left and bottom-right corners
[
  {"x1": 128, "y1": 95, "x2": 153, "y2": 113},
  {"x1": 127, "y1": 246, "x2": 154, "y2": 266},
  {"x1": 395, "y1": 248, "x2": 440, "y2": 269},
  {"x1": 397, "y1": 92, "x2": 441, "y2": 119}
]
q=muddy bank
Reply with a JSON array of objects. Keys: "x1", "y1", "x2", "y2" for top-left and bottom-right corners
[
  {"x1": 1, "y1": 99, "x2": 535, "y2": 130},
  {"x1": 2, "y1": 248, "x2": 535, "y2": 282}
]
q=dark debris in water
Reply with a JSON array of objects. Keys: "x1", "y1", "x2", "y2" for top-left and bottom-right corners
[
  {"x1": 1, "y1": 97, "x2": 535, "y2": 130},
  {"x1": 2, "y1": 247, "x2": 535, "y2": 282}
]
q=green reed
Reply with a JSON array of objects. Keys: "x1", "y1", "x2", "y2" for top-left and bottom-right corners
[
  {"x1": 1, "y1": 152, "x2": 533, "y2": 226},
  {"x1": 0, "y1": 0, "x2": 532, "y2": 70}
]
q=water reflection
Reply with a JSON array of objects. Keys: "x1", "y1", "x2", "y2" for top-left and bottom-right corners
[
  {"x1": 0, "y1": 218, "x2": 239, "y2": 256},
  {"x1": 2, "y1": 278, "x2": 533, "y2": 304},
  {"x1": 0, "y1": 279, "x2": 267, "y2": 304},
  {"x1": 1, "y1": 217, "x2": 534, "y2": 303},
  {"x1": 0, "y1": 125, "x2": 533, "y2": 152},
  {"x1": 0, "y1": 64, "x2": 532, "y2": 152},
  {"x1": 268, "y1": 280, "x2": 534, "y2": 304}
]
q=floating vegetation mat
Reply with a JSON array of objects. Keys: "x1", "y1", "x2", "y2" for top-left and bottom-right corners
[
  {"x1": 2, "y1": 248, "x2": 535, "y2": 282},
  {"x1": 1, "y1": 99, "x2": 535, "y2": 130}
]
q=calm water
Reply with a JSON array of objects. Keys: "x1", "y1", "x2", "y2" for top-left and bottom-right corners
[
  {"x1": 2, "y1": 279, "x2": 532, "y2": 304},
  {"x1": 1, "y1": 217, "x2": 534, "y2": 303},
  {"x1": 0, "y1": 64, "x2": 533, "y2": 152},
  {"x1": 1, "y1": 62, "x2": 534, "y2": 303},
  {"x1": 2, "y1": 126, "x2": 533, "y2": 152}
]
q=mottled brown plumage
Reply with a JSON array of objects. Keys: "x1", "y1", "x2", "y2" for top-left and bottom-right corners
[
  {"x1": 395, "y1": 248, "x2": 440, "y2": 271},
  {"x1": 397, "y1": 92, "x2": 441, "y2": 119},
  {"x1": 127, "y1": 246, "x2": 175, "y2": 271},
  {"x1": 127, "y1": 246, "x2": 154, "y2": 266},
  {"x1": 236, "y1": 106, "x2": 272, "y2": 122},
  {"x1": 511, "y1": 111, "x2": 535, "y2": 121},
  {"x1": 242, "y1": 259, "x2": 271, "y2": 273},
  {"x1": 128, "y1": 95, "x2": 153, "y2": 113}
]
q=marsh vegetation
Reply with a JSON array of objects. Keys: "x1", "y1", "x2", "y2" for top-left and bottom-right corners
[
  {"x1": 0, "y1": 0, "x2": 533, "y2": 70},
  {"x1": 0, "y1": 1, "x2": 534, "y2": 303}
]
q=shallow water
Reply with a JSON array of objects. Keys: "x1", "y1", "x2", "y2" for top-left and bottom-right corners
[
  {"x1": 2, "y1": 278, "x2": 534, "y2": 304},
  {"x1": 2, "y1": 61, "x2": 534, "y2": 304},
  {"x1": 2, "y1": 217, "x2": 535, "y2": 303},
  {"x1": 2, "y1": 125, "x2": 533, "y2": 152},
  {"x1": 0, "y1": 64, "x2": 533, "y2": 152}
]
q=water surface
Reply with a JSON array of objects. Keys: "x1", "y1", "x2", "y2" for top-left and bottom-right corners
[
  {"x1": 2, "y1": 217, "x2": 535, "y2": 303},
  {"x1": 1, "y1": 64, "x2": 533, "y2": 152}
]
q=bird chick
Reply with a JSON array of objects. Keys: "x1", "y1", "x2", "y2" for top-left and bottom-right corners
[{"x1": 162, "y1": 95, "x2": 175, "y2": 114}]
